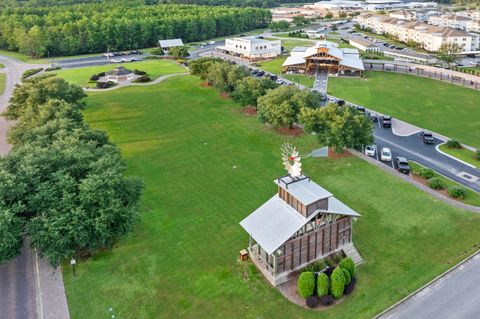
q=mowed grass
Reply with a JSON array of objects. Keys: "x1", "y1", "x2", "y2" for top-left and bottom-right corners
[
  {"x1": 329, "y1": 71, "x2": 480, "y2": 148},
  {"x1": 439, "y1": 144, "x2": 480, "y2": 168},
  {"x1": 52, "y1": 59, "x2": 186, "y2": 87},
  {"x1": 62, "y1": 75, "x2": 480, "y2": 319},
  {"x1": 258, "y1": 56, "x2": 314, "y2": 87},
  {"x1": 0, "y1": 73, "x2": 5, "y2": 95}
]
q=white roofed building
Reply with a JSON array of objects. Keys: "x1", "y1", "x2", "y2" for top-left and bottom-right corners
[
  {"x1": 158, "y1": 38, "x2": 184, "y2": 51},
  {"x1": 281, "y1": 40, "x2": 364, "y2": 76},
  {"x1": 240, "y1": 173, "x2": 362, "y2": 286},
  {"x1": 216, "y1": 36, "x2": 281, "y2": 61}
]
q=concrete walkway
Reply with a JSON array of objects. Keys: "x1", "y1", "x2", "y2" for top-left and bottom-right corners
[
  {"x1": 0, "y1": 55, "x2": 71, "y2": 319},
  {"x1": 313, "y1": 68, "x2": 328, "y2": 93},
  {"x1": 85, "y1": 72, "x2": 189, "y2": 92}
]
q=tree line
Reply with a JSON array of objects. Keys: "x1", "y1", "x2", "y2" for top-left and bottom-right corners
[
  {"x1": 0, "y1": 75, "x2": 143, "y2": 265},
  {"x1": 189, "y1": 58, "x2": 373, "y2": 153},
  {"x1": 0, "y1": 3, "x2": 271, "y2": 57}
]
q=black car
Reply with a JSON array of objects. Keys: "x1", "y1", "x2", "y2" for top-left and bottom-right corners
[
  {"x1": 382, "y1": 115, "x2": 392, "y2": 128},
  {"x1": 251, "y1": 69, "x2": 258, "y2": 75},
  {"x1": 256, "y1": 70, "x2": 265, "y2": 77},
  {"x1": 420, "y1": 131, "x2": 435, "y2": 144},
  {"x1": 269, "y1": 74, "x2": 278, "y2": 81},
  {"x1": 369, "y1": 112, "x2": 378, "y2": 122},
  {"x1": 320, "y1": 93, "x2": 327, "y2": 101},
  {"x1": 336, "y1": 99, "x2": 345, "y2": 106},
  {"x1": 356, "y1": 106, "x2": 366, "y2": 113},
  {"x1": 395, "y1": 157, "x2": 411, "y2": 174}
]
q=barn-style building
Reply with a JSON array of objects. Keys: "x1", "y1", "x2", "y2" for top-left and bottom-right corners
[{"x1": 240, "y1": 174, "x2": 362, "y2": 286}]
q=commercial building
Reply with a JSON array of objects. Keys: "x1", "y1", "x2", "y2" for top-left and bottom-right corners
[
  {"x1": 356, "y1": 14, "x2": 480, "y2": 52},
  {"x1": 158, "y1": 38, "x2": 184, "y2": 51},
  {"x1": 281, "y1": 40, "x2": 364, "y2": 76},
  {"x1": 216, "y1": 37, "x2": 281, "y2": 61},
  {"x1": 349, "y1": 38, "x2": 380, "y2": 52},
  {"x1": 305, "y1": 0, "x2": 437, "y2": 11}
]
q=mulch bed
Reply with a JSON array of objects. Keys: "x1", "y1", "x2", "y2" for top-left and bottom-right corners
[
  {"x1": 242, "y1": 106, "x2": 257, "y2": 116},
  {"x1": 412, "y1": 174, "x2": 455, "y2": 200},
  {"x1": 219, "y1": 92, "x2": 230, "y2": 99},
  {"x1": 328, "y1": 148, "x2": 352, "y2": 159},
  {"x1": 276, "y1": 125, "x2": 304, "y2": 137}
]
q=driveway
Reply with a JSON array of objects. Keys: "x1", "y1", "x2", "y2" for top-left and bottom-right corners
[{"x1": 378, "y1": 252, "x2": 480, "y2": 319}]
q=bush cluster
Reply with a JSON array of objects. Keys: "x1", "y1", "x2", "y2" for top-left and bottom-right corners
[
  {"x1": 150, "y1": 48, "x2": 164, "y2": 56},
  {"x1": 302, "y1": 260, "x2": 327, "y2": 273},
  {"x1": 90, "y1": 72, "x2": 106, "y2": 82},
  {"x1": 445, "y1": 139, "x2": 462, "y2": 149},
  {"x1": 45, "y1": 66, "x2": 61, "y2": 72},
  {"x1": 297, "y1": 271, "x2": 315, "y2": 298},
  {"x1": 339, "y1": 257, "x2": 356, "y2": 278},
  {"x1": 475, "y1": 150, "x2": 480, "y2": 161},
  {"x1": 330, "y1": 267, "x2": 346, "y2": 299},
  {"x1": 419, "y1": 168, "x2": 435, "y2": 179},
  {"x1": 96, "y1": 81, "x2": 116, "y2": 89},
  {"x1": 448, "y1": 186, "x2": 467, "y2": 199},
  {"x1": 133, "y1": 75, "x2": 151, "y2": 83},
  {"x1": 427, "y1": 177, "x2": 445, "y2": 190},
  {"x1": 133, "y1": 69, "x2": 147, "y2": 75},
  {"x1": 316, "y1": 272, "x2": 329, "y2": 297}
]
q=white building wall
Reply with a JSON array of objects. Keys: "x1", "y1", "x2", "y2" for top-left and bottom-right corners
[{"x1": 224, "y1": 38, "x2": 281, "y2": 59}]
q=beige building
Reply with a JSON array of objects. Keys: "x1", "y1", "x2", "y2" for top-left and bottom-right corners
[
  {"x1": 216, "y1": 37, "x2": 281, "y2": 61},
  {"x1": 356, "y1": 14, "x2": 479, "y2": 52},
  {"x1": 428, "y1": 14, "x2": 471, "y2": 31}
]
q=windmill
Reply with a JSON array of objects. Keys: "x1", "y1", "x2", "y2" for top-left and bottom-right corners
[{"x1": 281, "y1": 143, "x2": 310, "y2": 178}]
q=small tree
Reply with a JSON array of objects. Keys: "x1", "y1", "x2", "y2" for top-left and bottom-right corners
[
  {"x1": 330, "y1": 267, "x2": 346, "y2": 299},
  {"x1": 168, "y1": 46, "x2": 189, "y2": 59},
  {"x1": 437, "y1": 43, "x2": 461, "y2": 67},
  {"x1": 231, "y1": 77, "x2": 277, "y2": 107},
  {"x1": 339, "y1": 257, "x2": 356, "y2": 278},
  {"x1": 189, "y1": 57, "x2": 224, "y2": 81},
  {"x1": 324, "y1": 11, "x2": 333, "y2": 19},
  {"x1": 445, "y1": 139, "x2": 462, "y2": 149},
  {"x1": 317, "y1": 272, "x2": 330, "y2": 297},
  {"x1": 293, "y1": 16, "x2": 309, "y2": 27},
  {"x1": 341, "y1": 268, "x2": 351, "y2": 285},
  {"x1": 298, "y1": 271, "x2": 315, "y2": 298},
  {"x1": 0, "y1": 209, "x2": 24, "y2": 264}
]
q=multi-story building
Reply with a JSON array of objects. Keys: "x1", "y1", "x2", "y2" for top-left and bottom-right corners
[
  {"x1": 216, "y1": 37, "x2": 281, "y2": 61},
  {"x1": 466, "y1": 20, "x2": 480, "y2": 33},
  {"x1": 389, "y1": 9, "x2": 440, "y2": 22},
  {"x1": 356, "y1": 14, "x2": 479, "y2": 52},
  {"x1": 428, "y1": 14, "x2": 471, "y2": 31},
  {"x1": 456, "y1": 10, "x2": 480, "y2": 21}
]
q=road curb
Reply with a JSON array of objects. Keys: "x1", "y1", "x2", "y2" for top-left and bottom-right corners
[
  {"x1": 373, "y1": 249, "x2": 480, "y2": 319},
  {"x1": 435, "y1": 142, "x2": 477, "y2": 169}
]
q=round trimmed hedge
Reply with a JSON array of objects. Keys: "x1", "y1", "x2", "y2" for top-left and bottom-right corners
[
  {"x1": 330, "y1": 267, "x2": 346, "y2": 299},
  {"x1": 427, "y1": 177, "x2": 444, "y2": 190},
  {"x1": 339, "y1": 257, "x2": 355, "y2": 278},
  {"x1": 317, "y1": 272, "x2": 329, "y2": 297},
  {"x1": 298, "y1": 271, "x2": 315, "y2": 299},
  {"x1": 341, "y1": 268, "x2": 351, "y2": 285},
  {"x1": 448, "y1": 186, "x2": 466, "y2": 199}
]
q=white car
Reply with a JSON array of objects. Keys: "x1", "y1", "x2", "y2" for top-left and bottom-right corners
[
  {"x1": 365, "y1": 145, "x2": 377, "y2": 157},
  {"x1": 102, "y1": 52, "x2": 114, "y2": 57},
  {"x1": 111, "y1": 58, "x2": 122, "y2": 63},
  {"x1": 208, "y1": 41, "x2": 215, "y2": 45},
  {"x1": 275, "y1": 79, "x2": 284, "y2": 85},
  {"x1": 328, "y1": 97, "x2": 336, "y2": 104},
  {"x1": 380, "y1": 147, "x2": 392, "y2": 162},
  {"x1": 121, "y1": 57, "x2": 132, "y2": 62}
]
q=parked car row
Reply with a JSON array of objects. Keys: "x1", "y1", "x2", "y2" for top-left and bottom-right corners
[
  {"x1": 110, "y1": 57, "x2": 142, "y2": 63},
  {"x1": 102, "y1": 50, "x2": 143, "y2": 57}
]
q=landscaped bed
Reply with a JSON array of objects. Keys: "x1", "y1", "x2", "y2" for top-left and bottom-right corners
[
  {"x1": 328, "y1": 71, "x2": 480, "y2": 148},
  {"x1": 438, "y1": 144, "x2": 480, "y2": 168},
  {"x1": 62, "y1": 75, "x2": 480, "y2": 319}
]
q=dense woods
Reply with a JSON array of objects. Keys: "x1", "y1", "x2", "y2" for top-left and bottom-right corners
[{"x1": 0, "y1": 3, "x2": 270, "y2": 57}]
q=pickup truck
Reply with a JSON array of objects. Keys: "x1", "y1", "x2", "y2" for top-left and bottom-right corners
[
  {"x1": 381, "y1": 115, "x2": 392, "y2": 128},
  {"x1": 420, "y1": 131, "x2": 435, "y2": 144}
]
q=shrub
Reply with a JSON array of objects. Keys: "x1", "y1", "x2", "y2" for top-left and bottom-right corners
[
  {"x1": 96, "y1": 81, "x2": 115, "y2": 89},
  {"x1": 303, "y1": 260, "x2": 327, "y2": 273},
  {"x1": 331, "y1": 253, "x2": 342, "y2": 265},
  {"x1": 330, "y1": 268, "x2": 345, "y2": 299},
  {"x1": 150, "y1": 47, "x2": 164, "y2": 55},
  {"x1": 90, "y1": 74, "x2": 100, "y2": 81},
  {"x1": 297, "y1": 271, "x2": 315, "y2": 299},
  {"x1": 445, "y1": 139, "x2": 462, "y2": 149},
  {"x1": 306, "y1": 296, "x2": 319, "y2": 308},
  {"x1": 448, "y1": 186, "x2": 467, "y2": 199},
  {"x1": 317, "y1": 272, "x2": 329, "y2": 297},
  {"x1": 133, "y1": 69, "x2": 147, "y2": 75},
  {"x1": 419, "y1": 168, "x2": 435, "y2": 179},
  {"x1": 339, "y1": 257, "x2": 356, "y2": 278},
  {"x1": 133, "y1": 75, "x2": 151, "y2": 83},
  {"x1": 45, "y1": 66, "x2": 61, "y2": 72},
  {"x1": 341, "y1": 268, "x2": 351, "y2": 285},
  {"x1": 144, "y1": 55, "x2": 160, "y2": 60},
  {"x1": 475, "y1": 150, "x2": 480, "y2": 161},
  {"x1": 22, "y1": 68, "x2": 43, "y2": 79},
  {"x1": 427, "y1": 177, "x2": 445, "y2": 190},
  {"x1": 325, "y1": 258, "x2": 334, "y2": 268}
]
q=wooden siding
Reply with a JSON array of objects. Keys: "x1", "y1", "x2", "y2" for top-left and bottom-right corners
[
  {"x1": 306, "y1": 198, "x2": 328, "y2": 217},
  {"x1": 277, "y1": 217, "x2": 352, "y2": 274},
  {"x1": 278, "y1": 186, "x2": 307, "y2": 216}
]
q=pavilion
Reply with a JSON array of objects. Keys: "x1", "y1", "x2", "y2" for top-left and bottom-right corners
[{"x1": 281, "y1": 40, "x2": 364, "y2": 76}]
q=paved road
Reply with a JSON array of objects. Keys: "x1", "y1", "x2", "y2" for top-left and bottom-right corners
[
  {"x1": 369, "y1": 115, "x2": 480, "y2": 193},
  {"x1": 379, "y1": 252, "x2": 480, "y2": 319},
  {"x1": 0, "y1": 239, "x2": 37, "y2": 319}
]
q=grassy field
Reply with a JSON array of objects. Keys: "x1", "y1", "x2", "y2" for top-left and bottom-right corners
[
  {"x1": 439, "y1": 144, "x2": 480, "y2": 168},
  {"x1": 409, "y1": 161, "x2": 480, "y2": 206},
  {"x1": 329, "y1": 71, "x2": 480, "y2": 148},
  {"x1": 0, "y1": 73, "x2": 5, "y2": 95},
  {"x1": 258, "y1": 56, "x2": 315, "y2": 87},
  {"x1": 63, "y1": 74, "x2": 480, "y2": 319},
  {"x1": 52, "y1": 60, "x2": 186, "y2": 87}
]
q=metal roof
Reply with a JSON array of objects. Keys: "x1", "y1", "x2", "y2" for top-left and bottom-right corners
[
  {"x1": 159, "y1": 38, "x2": 184, "y2": 48},
  {"x1": 325, "y1": 197, "x2": 361, "y2": 217},
  {"x1": 274, "y1": 176, "x2": 332, "y2": 205},
  {"x1": 240, "y1": 195, "x2": 308, "y2": 255},
  {"x1": 105, "y1": 66, "x2": 133, "y2": 76}
]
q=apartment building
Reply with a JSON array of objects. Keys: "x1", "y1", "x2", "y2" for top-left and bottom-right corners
[
  {"x1": 428, "y1": 14, "x2": 471, "y2": 31},
  {"x1": 356, "y1": 14, "x2": 479, "y2": 52},
  {"x1": 466, "y1": 20, "x2": 480, "y2": 33},
  {"x1": 456, "y1": 10, "x2": 480, "y2": 21},
  {"x1": 389, "y1": 9, "x2": 440, "y2": 22}
]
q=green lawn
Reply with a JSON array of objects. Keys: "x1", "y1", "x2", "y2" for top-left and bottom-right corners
[
  {"x1": 63, "y1": 75, "x2": 480, "y2": 319},
  {"x1": 409, "y1": 161, "x2": 480, "y2": 206},
  {"x1": 329, "y1": 71, "x2": 480, "y2": 148},
  {"x1": 257, "y1": 56, "x2": 315, "y2": 87},
  {"x1": 0, "y1": 73, "x2": 5, "y2": 95},
  {"x1": 439, "y1": 144, "x2": 480, "y2": 168},
  {"x1": 265, "y1": 38, "x2": 314, "y2": 51},
  {"x1": 53, "y1": 60, "x2": 186, "y2": 87},
  {"x1": 0, "y1": 63, "x2": 4, "y2": 69}
]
